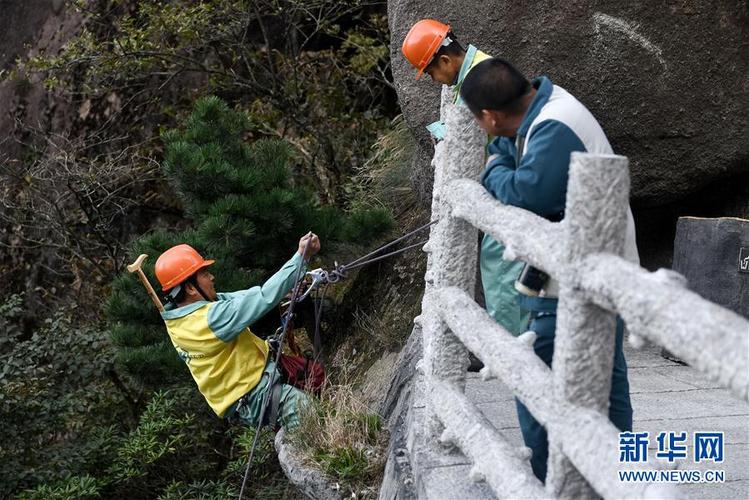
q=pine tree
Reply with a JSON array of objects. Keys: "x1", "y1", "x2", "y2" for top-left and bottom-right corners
[{"x1": 107, "y1": 96, "x2": 391, "y2": 385}]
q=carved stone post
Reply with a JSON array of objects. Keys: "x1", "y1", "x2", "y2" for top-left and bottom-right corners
[
  {"x1": 546, "y1": 153, "x2": 631, "y2": 498},
  {"x1": 421, "y1": 89, "x2": 485, "y2": 439}
]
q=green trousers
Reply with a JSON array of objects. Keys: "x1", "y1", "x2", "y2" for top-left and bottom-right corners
[{"x1": 226, "y1": 360, "x2": 310, "y2": 430}]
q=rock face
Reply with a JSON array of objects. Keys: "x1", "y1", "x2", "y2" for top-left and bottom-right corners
[
  {"x1": 0, "y1": 1, "x2": 83, "y2": 160},
  {"x1": 275, "y1": 431, "x2": 343, "y2": 500},
  {"x1": 0, "y1": 1, "x2": 52, "y2": 69},
  {"x1": 388, "y1": 0, "x2": 748, "y2": 208}
]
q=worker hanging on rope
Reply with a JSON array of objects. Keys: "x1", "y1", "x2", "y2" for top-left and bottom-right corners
[
  {"x1": 154, "y1": 233, "x2": 321, "y2": 430},
  {"x1": 402, "y1": 20, "x2": 529, "y2": 340}
]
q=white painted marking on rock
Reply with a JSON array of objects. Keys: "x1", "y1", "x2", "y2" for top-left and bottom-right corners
[{"x1": 593, "y1": 12, "x2": 668, "y2": 70}]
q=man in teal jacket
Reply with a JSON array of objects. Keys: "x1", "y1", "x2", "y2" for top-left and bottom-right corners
[
  {"x1": 402, "y1": 20, "x2": 529, "y2": 337},
  {"x1": 460, "y1": 58, "x2": 636, "y2": 482}
]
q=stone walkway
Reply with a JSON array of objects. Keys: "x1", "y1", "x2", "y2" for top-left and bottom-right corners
[{"x1": 418, "y1": 341, "x2": 749, "y2": 499}]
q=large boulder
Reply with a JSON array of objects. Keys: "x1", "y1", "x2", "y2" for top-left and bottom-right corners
[{"x1": 388, "y1": 0, "x2": 748, "y2": 208}]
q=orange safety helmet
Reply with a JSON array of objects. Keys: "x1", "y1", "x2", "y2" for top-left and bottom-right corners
[
  {"x1": 401, "y1": 19, "x2": 451, "y2": 80},
  {"x1": 155, "y1": 244, "x2": 215, "y2": 291}
]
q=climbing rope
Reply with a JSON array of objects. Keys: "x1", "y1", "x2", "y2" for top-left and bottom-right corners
[
  {"x1": 237, "y1": 220, "x2": 436, "y2": 498},
  {"x1": 301, "y1": 219, "x2": 437, "y2": 287},
  {"x1": 312, "y1": 282, "x2": 328, "y2": 359},
  {"x1": 238, "y1": 236, "x2": 311, "y2": 500},
  {"x1": 295, "y1": 218, "x2": 438, "y2": 361},
  {"x1": 332, "y1": 219, "x2": 436, "y2": 278}
]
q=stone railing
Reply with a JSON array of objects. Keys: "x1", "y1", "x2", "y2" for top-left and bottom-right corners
[{"x1": 414, "y1": 90, "x2": 749, "y2": 499}]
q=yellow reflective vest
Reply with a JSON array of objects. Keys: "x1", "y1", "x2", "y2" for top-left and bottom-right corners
[{"x1": 161, "y1": 253, "x2": 305, "y2": 416}]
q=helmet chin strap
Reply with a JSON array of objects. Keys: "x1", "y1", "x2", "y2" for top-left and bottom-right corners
[
  {"x1": 166, "y1": 285, "x2": 182, "y2": 304},
  {"x1": 193, "y1": 281, "x2": 210, "y2": 302},
  {"x1": 187, "y1": 274, "x2": 211, "y2": 302}
]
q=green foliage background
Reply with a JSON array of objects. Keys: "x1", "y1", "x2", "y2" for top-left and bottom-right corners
[{"x1": 1, "y1": 0, "x2": 400, "y2": 497}]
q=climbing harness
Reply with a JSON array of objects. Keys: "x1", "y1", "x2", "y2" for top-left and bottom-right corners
[{"x1": 237, "y1": 220, "x2": 436, "y2": 498}]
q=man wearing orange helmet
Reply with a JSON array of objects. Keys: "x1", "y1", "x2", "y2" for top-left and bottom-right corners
[
  {"x1": 401, "y1": 19, "x2": 491, "y2": 140},
  {"x1": 154, "y1": 233, "x2": 320, "y2": 430},
  {"x1": 402, "y1": 20, "x2": 529, "y2": 342}
]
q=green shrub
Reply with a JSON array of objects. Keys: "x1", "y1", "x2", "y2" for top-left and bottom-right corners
[
  {"x1": 107, "y1": 96, "x2": 391, "y2": 385},
  {"x1": 106, "y1": 388, "x2": 216, "y2": 497},
  {"x1": 342, "y1": 206, "x2": 394, "y2": 244},
  {"x1": 0, "y1": 293, "x2": 24, "y2": 354},
  {"x1": 0, "y1": 299, "x2": 131, "y2": 497},
  {"x1": 18, "y1": 475, "x2": 102, "y2": 500},
  {"x1": 1, "y1": 320, "x2": 244, "y2": 499},
  {"x1": 158, "y1": 479, "x2": 237, "y2": 500}
]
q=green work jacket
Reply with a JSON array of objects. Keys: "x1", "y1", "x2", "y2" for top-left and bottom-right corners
[
  {"x1": 480, "y1": 236, "x2": 528, "y2": 335},
  {"x1": 427, "y1": 45, "x2": 529, "y2": 335}
]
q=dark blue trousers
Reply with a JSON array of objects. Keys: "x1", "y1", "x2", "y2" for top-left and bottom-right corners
[{"x1": 515, "y1": 311, "x2": 633, "y2": 482}]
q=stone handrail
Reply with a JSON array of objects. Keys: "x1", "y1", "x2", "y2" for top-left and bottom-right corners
[{"x1": 415, "y1": 90, "x2": 749, "y2": 499}]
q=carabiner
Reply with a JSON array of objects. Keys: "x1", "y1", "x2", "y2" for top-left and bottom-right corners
[{"x1": 296, "y1": 268, "x2": 329, "y2": 302}]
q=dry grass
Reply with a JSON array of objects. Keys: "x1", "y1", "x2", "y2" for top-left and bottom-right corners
[
  {"x1": 288, "y1": 365, "x2": 388, "y2": 498},
  {"x1": 351, "y1": 114, "x2": 416, "y2": 213},
  {"x1": 351, "y1": 305, "x2": 403, "y2": 358}
]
